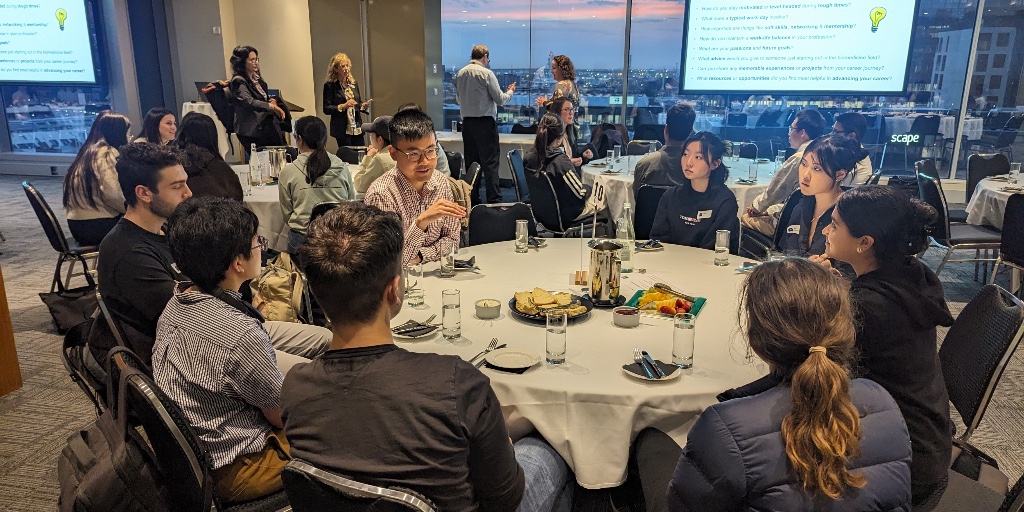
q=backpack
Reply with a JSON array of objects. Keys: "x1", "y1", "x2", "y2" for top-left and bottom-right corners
[
  {"x1": 57, "y1": 367, "x2": 172, "y2": 512},
  {"x1": 592, "y1": 123, "x2": 625, "y2": 157},
  {"x1": 251, "y1": 252, "x2": 306, "y2": 323},
  {"x1": 201, "y1": 81, "x2": 235, "y2": 134},
  {"x1": 447, "y1": 176, "x2": 472, "y2": 229}
]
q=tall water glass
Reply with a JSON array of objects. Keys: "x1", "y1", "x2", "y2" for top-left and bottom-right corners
[
  {"x1": 1011, "y1": 163, "x2": 1021, "y2": 184},
  {"x1": 237, "y1": 170, "x2": 252, "y2": 196},
  {"x1": 731, "y1": 142, "x2": 741, "y2": 162},
  {"x1": 515, "y1": 219, "x2": 529, "y2": 253},
  {"x1": 439, "y1": 246, "x2": 456, "y2": 277},
  {"x1": 442, "y1": 289, "x2": 461, "y2": 339},
  {"x1": 613, "y1": 145, "x2": 621, "y2": 161},
  {"x1": 714, "y1": 230, "x2": 730, "y2": 266},
  {"x1": 775, "y1": 150, "x2": 786, "y2": 168},
  {"x1": 748, "y1": 161, "x2": 758, "y2": 181},
  {"x1": 606, "y1": 150, "x2": 615, "y2": 163},
  {"x1": 404, "y1": 263, "x2": 424, "y2": 307},
  {"x1": 546, "y1": 312, "x2": 567, "y2": 365},
  {"x1": 673, "y1": 313, "x2": 695, "y2": 368}
]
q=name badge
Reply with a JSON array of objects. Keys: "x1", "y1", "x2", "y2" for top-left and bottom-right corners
[
  {"x1": 787, "y1": 225, "x2": 801, "y2": 234},
  {"x1": 696, "y1": 210, "x2": 713, "y2": 220}
]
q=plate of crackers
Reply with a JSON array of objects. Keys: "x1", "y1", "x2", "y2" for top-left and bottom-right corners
[{"x1": 509, "y1": 287, "x2": 593, "y2": 322}]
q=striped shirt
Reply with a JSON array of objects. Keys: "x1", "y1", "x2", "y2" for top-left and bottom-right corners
[
  {"x1": 152, "y1": 284, "x2": 282, "y2": 469},
  {"x1": 364, "y1": 168, "x2": 460, "y2": 265}
]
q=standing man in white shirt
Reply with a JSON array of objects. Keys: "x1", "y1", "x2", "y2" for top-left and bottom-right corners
[{"x1": 455, "y1": 44, "x2": 516, "y2": 204}]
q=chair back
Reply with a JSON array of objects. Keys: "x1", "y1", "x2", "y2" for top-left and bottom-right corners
[
  {"x1": 1003, "y1": 471, "x2": 1024, "y2": 512},
  {"x1": 1001, "y1": 194, "x2": 1024, "y2": 269},
  {"x1": 1005, "y1": 115, "x2": 1024, "y2": 131},
  {"x1": 466, "y1": 162, "x2": 482, "y2": 188},
  {"x1": 632, "y1": 124, "x2": 664, "y2": 143},
  {"x1": 967, "y1": 153, "x2": 1010, "y2": 203},
  {"x1": 726, "y1": 113, "x2": 747, "y2": 127},
  {"x1": 468, "y1": 203, "x2": 537, "y2": 246},
  {"x1": 62, "y1": 318, "x2": 105, "y2": 415},
  {"x1": 940, "y1": 285, "x2": 1024, "y2": 442},
  {"x1": 335, "y1": 146, "x2": 360, "y2": 165},
  {"x1": 916, "y1": 165, "x2": 951, "y2": 243},
  {"x1": 772, "y1": 190, "x2": 805, "y2": 250},
  {"x1": 995, "y1": 128, "x2": 1019, "y2": 148},
  {"x1": 506, "y1": 149, "x2": 530, "y2": 202},
  {"x1": 96, "y1": 289, "x2": 129, "y2": 349},
  {"x1": 909, "y1": 115, "x2": 942, "y2": 136},
  {"x1": 445, "y1": 151, "x2": 464, "y2": 182},
  {"x1": 283, "y1": 459, "x2": 436, "y2": 512},
  {"x1": 867, "y1": 168, "x2": 884, "y2": 185},
  {"x1": 310, "y1": 202, "x2": 340, "y2": 224},
  {"x1": 23, "y1": 181, "x2": 71, "y2": 253},
  {"x1": 523, "y1": 170, "x2": 566, "y2": 233},
  {"x1": 738, "y1": 142, "x2": 758, "y2": 159},
  {"x1": 626, "y1": 140, "x2": 661, "y2": 156},
  {"x1": 510, "y1": 123, "x2": 537, "y2": 135},
  {"x1": 634, "y1": 185, "x2": 669, "y2": 240},
  {"x1": 750, "y1": 139, "x2": 774, "y2": 158}
]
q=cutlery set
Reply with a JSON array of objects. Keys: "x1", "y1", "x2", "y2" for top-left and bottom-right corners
[{"x1": 632, "y1": 348, "x2": 668, "y2": 380}]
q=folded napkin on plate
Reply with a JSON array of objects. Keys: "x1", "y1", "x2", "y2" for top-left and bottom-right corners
[
  {"x1": 484, "y1": 361, "x2": 532, "y2": 374},
  {"x1": 622, "y1": 359, "x2": 677, "y2": 379},
  {"x1": 454, "y1": 256, "x2": 477, "y2": 269}
]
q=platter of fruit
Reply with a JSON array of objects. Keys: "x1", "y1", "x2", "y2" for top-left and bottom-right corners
[{"x1": 624, "y1": 287, "x2": 706, "y2": 318}]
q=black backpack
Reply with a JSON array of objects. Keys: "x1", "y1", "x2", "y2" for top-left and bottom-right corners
[
  {"x1": 202, "y1": 81, "x2": 236, "y2": 134},
  {"x1": 592, "y1": 123, "x2": 625, "y2": 157}
]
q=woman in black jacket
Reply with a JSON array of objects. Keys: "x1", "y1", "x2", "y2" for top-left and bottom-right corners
[
  {"x1": 818, "y1": 185, "x2": 955, "y2": 505},
  {"x1": 173, "y1": 112, "x2": 243, "y2": 201},
  {"x1": 649, "y1": 131, "x2": 738, "y2": 250},
  {"x1": 523, "y1": 113, "x2": 598, "y2": 227},
  {"x1": 229, "y1": 45, "x2": 285, "y2": 159},
  {"x1": 322, "y1": 52, "x2": 370, "y2": 148}
]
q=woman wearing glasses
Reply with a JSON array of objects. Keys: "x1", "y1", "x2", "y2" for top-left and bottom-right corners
[
  {"x1": 323, "y1": 52, "x2": 371, "y2": 149},
  {"x1": 548, "y1": 97, "x2": 594, "y2": 168},
  {"x1": 524, "y1": 113, "x2": 601, "y2": 227},
  {"x1": 229, "y1": 45, "x2": 286, "y2": 160},
  {"x1": 279, "y1": 116, "x2": 355, "y2": 255}
]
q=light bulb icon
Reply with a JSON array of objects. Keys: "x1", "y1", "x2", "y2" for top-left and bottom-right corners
[
  {"x1": 55, "y1": 8, "x2": 67, "y2": 31},
  {"x1": 869, "y1": 7, "x2": 886, "y2": 33}
]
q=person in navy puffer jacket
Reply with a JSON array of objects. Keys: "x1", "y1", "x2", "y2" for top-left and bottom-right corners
[{"x1": 649, "y1": 258, "x2": 912, "y2": 511}]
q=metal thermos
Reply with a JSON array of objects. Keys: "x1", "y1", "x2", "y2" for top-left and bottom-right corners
[{"x1": 589, "y1": 240, "x2": 622, "y2": 306}]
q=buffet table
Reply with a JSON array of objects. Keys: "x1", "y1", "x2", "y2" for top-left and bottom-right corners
[{"x1": 393, "y1": 239, "x2": 765, "y2": 488}]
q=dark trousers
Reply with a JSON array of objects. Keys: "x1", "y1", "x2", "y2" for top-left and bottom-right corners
[
  {"x1": 68, "y1": 216, "x2": 121, "y2": 246},
  {"x1": 630, "y1": 427, "x2": 683, "y2": 512},
  {"x1": 462, "y1": 116, "x2": 502, "y2": 204}
]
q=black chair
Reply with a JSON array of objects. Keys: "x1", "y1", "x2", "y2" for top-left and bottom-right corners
[
  {"x1": 283, "y1": 458, "x2": 437, "y2": 512},
  {"x1": 445, "y1": 150, "x2": 464, "y2": 182},
  {"x1": 917, "y1": 169, "x2": 1001, "y2": 277},
  {"x1": 310, "y1": 202, "x2": 340, "y2": 224},
  {"x1": 940, "y1": 284, "x2": 1024, "y2": 493},
  {"x1": 738, "y1": 190, "x2": 802, "y2": 260},
  {"x1": 862, "y1": 143, "x2": 888, "y2": 172},
  {"x1": 465, "y1": 162, "x2": 482, "y2": 190},
  {"x1": 967, "y1": 153, "x2": 1011, "y2": 204},
  {"x1": 335, "y1": 146, "x2": 360, "y2": 165},
  {"x1": 971, "y1": 128, "x2": 1017, "y2": 162},
  {"x1": 634, "y1": 185, "x2": 669, "y2": 240},
  {"x1": 467, "y1": 203, "x2": 537, "y2": 246},
  {"x1": 866, "y1": 168, "x2": 884, "y2": 185},
  {"x1": 749, "y1": 139, "x2": 774, "y2": 159},
  {"x1": 626, "y1": 140, "x2": 661, "y2": 156},
  {"x1": 62, "y1": 318, "x2": 106, "y2": 415},
  {"x1": 738, "y1": 142, "x2": 758, "y2": 159},
  {"x1": 992, "y1": 194, "x2": 1024, "y2": 288},
  {"x1": 510, "y1": 123, "x2": 537, "y2": 135},
  {"x1": 23, "y1": 181, "x2": 98, "y2": 293},
  {"x1": 523, "y1": 170, "x2": 606, "y2": 237},
  {"x1": 506, "y1": 149, "x2": 530, "y2": 202},
  {"x1": 96, "y1": 289, "x2": 130, "y2": 350},
  {"x1": 632, "y1": 124, "x2": 665, "y2": 144},
  {"x1": 726, "y1": 113, "x2": 747, "y2": 127},
  {"x1": 896, "y1": 115, "x2": 942, "y2": 170},
  {"x1": 917, "y1": 159, "x2": 967, "y2": 223}
]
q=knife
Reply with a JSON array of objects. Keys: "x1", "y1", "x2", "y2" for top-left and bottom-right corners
[
  {"x1": 642, "y1": 351, "x2": 667, "y2": 379},
  {"x1": 475, "y1": 344, "x2": 507, "y2": 368}
]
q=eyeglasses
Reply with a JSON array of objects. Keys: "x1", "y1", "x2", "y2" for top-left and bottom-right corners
[
  {"x1": 252, "y1": 235, "x2": 269, "y2": 251},
  {"x1": 395, "y1": 145, "x2": 440, "y2": 162}
]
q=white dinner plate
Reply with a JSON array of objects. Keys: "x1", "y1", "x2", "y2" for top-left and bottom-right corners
[
  {"x1": 392, "y1": 325, "x2": 439, "y2": 340},
  {"x1": 485, "y1": 348, "x2": 541, "y2": 370},
  {"x1": 622, "y1": 364, "x2": 682, "y2": 382}
]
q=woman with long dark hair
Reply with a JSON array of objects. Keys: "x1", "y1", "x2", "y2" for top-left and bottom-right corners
[
  {"x1": 229, "y1": 45, "x2": 285, "y2": 159},
  {"x1": 818, "y1": 185, "x2": 954, "y2": 505},
  {"x1": 548, "y1": 97, "x2": 593, "y2": 167},
  {"x1": 323, "y1": 52, "x2": 371, "y2": 148},
  {"x1": 62, "y1": 110, "x2": 131, "y2": 245},
  {"x1": 136, "y1": 107, "x2": 176, "y2": 144},
  {"x1": 279, "y1": 116, "x2": 354, "y2": 255},
  {"x1": 639, "y1": 258, "x2": 911, "y2": 511},
  {"x1": 173, "y1": 112, "x2": 242, "y2": 201},
  {"x1": 649, "y1": 131, "x2": 739, "y2": 250},
  {"x1": 523, "y1": 113, "x2": 598, "y2": 226}
]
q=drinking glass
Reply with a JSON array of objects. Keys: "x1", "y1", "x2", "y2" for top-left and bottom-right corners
[
  {"x1": 515, "y1": 219, "x2": 529, "y2": 253},
  {"x1": 439, "y1": 246, "x2": 456, "y2": 277},
  {"x1": 731, "y1": 142, "x2": 741, "y2": 162},
  {"x1": 404, "y1": 262, "x2": 424, "y2": 307},
  {"x1": 748, "y1": 161, "x2": 758, "y2": 181},
  {"x1": 714, "y1": 230, "x2": 730, "y2": 266},
  {"x1": 237, "y1": 170, "x2": 251, "y2": 196},
  {"x1": 776, "y1": 149, "x2": 787, "y2": 167},
  {"x1": 442, "y1": 289, "x2": 461, "y2": 339},
  {"x1": 452, "y1": 120, "x2": 459, "y2": 132},
  {"x1": 606, "y1": 149, "x2": 614, "y2": 163},
  {"x1": 673, "y1": 313, "x2": 695, "y2": 368},
  {"x1": 546, "y1": 312, "x2": 567, "y2": 365},
  {"x1": 613, "y1": 145, "x2": 621, "y2": 162},
  {"x1": 1011, "y1": 163, "x2": 1021, "y2": 184}
]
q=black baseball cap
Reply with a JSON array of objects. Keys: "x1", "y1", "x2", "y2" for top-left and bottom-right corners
[{"x1": 361, "y1": 115, "x2": 392, "y2": 142}]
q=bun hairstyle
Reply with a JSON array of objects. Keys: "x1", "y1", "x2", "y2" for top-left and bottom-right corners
[
  {"x1": 681, "y1": 131, "x2": 729, "y2": 192},
  {"x1": 804, "y1": 134, "x2": 869, "y2": 184},
  {"x1": 294, "y1": 116, "x2": 330, "y2": 184},
  {"x1": 230, "y1": 45, "x2": 258, "y2": 78},
  {"x1": 835, "y1": 185, "x2": 937, "y2": 264},
  {"x1": 533, "y1": 113, "x2": 565, "y2": 173},
  {"x1": 739, "y1": 258, "x2": 865, "y2": 499}
]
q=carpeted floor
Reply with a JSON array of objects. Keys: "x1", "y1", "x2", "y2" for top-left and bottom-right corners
[{"x1": 0, "y1": 174, "x2": 1021, "y2": 511}]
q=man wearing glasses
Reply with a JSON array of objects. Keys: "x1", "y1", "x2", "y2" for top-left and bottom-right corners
[
  {"x1": 455, "y1": 44, "x2": 516, "y2": 204},
  {"x1": 365, "y1": 109, "x2": 466, "y2": 265}
]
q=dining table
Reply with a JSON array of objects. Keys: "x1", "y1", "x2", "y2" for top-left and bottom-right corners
[
  {"x1": 391, "y1": 239, "x2": 766, "y2": 489},
  {"x1": 580, "y1": 155, "x2": 776, "y2": 225},
  {"x1": 965, "y1": 176, "x2": 1022, "y2": 230}
]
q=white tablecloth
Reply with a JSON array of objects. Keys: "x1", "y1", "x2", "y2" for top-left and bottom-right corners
[
  {"x1": 182, "y1": 102, "x2": 232, "y2": 159},
  {"x1": 885, "y1": 115, "x2": 984, "y2": 140},
  {"x1": 436, "y1": 131, "x2": 535, "y2": 180},
  {"x1": 395, "y1": 240, "x2": 766, "y2": 488},
  {"x1": 965, "y1": 178, "x2": 1020, "y2": 230},
  {"x1": 581, "y1": 157, "x2": 773, "y2": 224}
]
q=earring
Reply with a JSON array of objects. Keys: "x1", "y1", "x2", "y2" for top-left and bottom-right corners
[{"x1": 856, "y1": 247, "x2": 863, "y2": 253}]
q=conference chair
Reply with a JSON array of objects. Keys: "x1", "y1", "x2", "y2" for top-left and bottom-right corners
[
  {"x1": 467, "y1": 203, "x2": 537, "y2": 246},
  {"x1": 991, "y1": 194, "x2": 1024, "y2": 292},
  {"x1": 917, "y1": 159, "x2": 967, "y2": 224},
  {"x1": 966, "y1": 153, "x2": 1011, "y2": 205},
  {"x1": 309, "y1": 202, "x2": 340, "y2": 224},
  {"x1": 916, "y1": 170, "x2": 1001, "y2": 277},
  {"x1": 23, "y1": 181, "x2": 98, "y2": 293},
  {"x1": 738, "y1": 142, "x2": 758, "y2": 159},
  {"x1": 62, "y1": 319, "x2": 106, "y2": 416},
  {"x1": 506, "y1": 149, "x2": 530, "y2": 203},
  {"x1": 632, "y1": 124, "x2": 664, "y2": 144},
  {"x1": 445, "y1": 150, "x2": 464, "y2": 181},
  {"x1": 896, "y1": 115, "x2": 942, "y2": 171},
  {"x1": 737, "y1": 190, "x2": 802, "y2": 260},
  {"x1": 970, "y1": 129, "x2": 1018, "y2": 163},
  {"x1": 523, "y1": 170, "x2": 607, "y2": 238},
  {"x1": 626, "y1": 140, "x2": 662, "y2": 156},
  {"x1": 634, "y1": 185, "x2": 670, "y2": 241},
  {"x1": 510, "y1": 123, "x2": 537, "y2": 135},
  {"x1": 283, "y1": 459, "x2": 437, "y2": 512}
]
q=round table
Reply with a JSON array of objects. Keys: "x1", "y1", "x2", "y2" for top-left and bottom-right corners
[
  {"x1": 581, "y1": 156, "x2": 774, "y2": 225},
  {"x1": 393, "y1": 239, "x2": 766, "y2": 488},
  {"x1": 965, "y1": 177, "x2": 1021, "y2": 230}
]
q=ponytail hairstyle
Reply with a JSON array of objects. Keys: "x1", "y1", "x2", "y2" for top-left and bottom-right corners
[
  {"x1": 532, "y1": 113, "x2": 564, "y2": 174},
  {"x1": 739, "y1": 258, "x2": 865, "y2": 499},
  {"x1": 835, "y1": 185, "x2": 936, "y2": 265},
  {"x1": 681, "y1": 131, "x2": 729, "y2": 193},
  {"x1": 294, "y1": 116, "x2": 330, "y2": 184},
  {"x1": 803, "y1": 134, "x2": 868, "y2": 185},
  {"x1": 63, "y1": 110, "x2": 131, "y2": 210}
]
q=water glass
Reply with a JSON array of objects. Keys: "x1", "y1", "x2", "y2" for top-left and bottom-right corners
[
  {"x1": 776, "y1": 150, "x2": 786, "y2": 168},
  {"x1": 237, "y1": 170, "x2": 252, "y2": 196},
  {"x1": 404, "y1": 263, "x2": 424, "y2": 307},
  {"x1": 546, "y1": 312, "x2": 567, "y2": 365},
  {"x1": 673, "y1": 313, "x2": 695, "y2": 368},
  {"x1": 442, "y1": 289, "x2": 461, "y2": 339},
  {"x1": 452, "y1": 120, "x2": 459, "y2": 132},
  {"x1": 1011, "y1": 163, "x2": 1021, "y2": 184},
  {"x1": 748, "y1": 161, "x2": 758, "y2": 181},
  {"x1": 514, "y1": 219, "x2": 529, "y2": 253},
  {"x1": 606, "y1": 150, "x2": 614, "y2": 163},
  {"x1": 613, "y1": 145, "x2": 622, "y2": 161},
  {"x1": 439, "y1": 246, "x2": 456, "y2": 277},
  {"x1": 714, "y1": 230, "x2": 730, "y2": 266},
  {"x1": 731, "y1": 142, "x2": 741, "y2": 162}
]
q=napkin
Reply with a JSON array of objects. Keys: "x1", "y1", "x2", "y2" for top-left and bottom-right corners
[
  {"x1": 484, "y1": 361, "x2": 533, "y2": 374},
  {"x1": 454, "y1": 256, "x2": 477, "y2": 269},
  {"x1": 622, "y1": 359, "x2": 677, "y2": 380},
  {"x1": 392, "y1": 325, "x2": 438, "y2": 337}
]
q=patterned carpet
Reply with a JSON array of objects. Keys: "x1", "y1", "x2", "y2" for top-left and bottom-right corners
[{"x1": 0, "y1": 175, "x2": 1021, "y2": 510}]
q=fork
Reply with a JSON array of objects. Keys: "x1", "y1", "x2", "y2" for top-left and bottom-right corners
[
  {"x1": 393, "y1": 314, "x2": 438, "y2": 332},
  {"x1": 468, "y1": 338, "x2": 499, "y2": 365},
  {"x1": 633, "y1": 348, "x2": 656, "y2": 379}
]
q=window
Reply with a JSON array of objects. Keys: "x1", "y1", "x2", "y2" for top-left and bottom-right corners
[
  {"x1": 3, "y1": 85, "x2": 109, "y2": 154},
  {"x1": 625, "y1": 0, "x2": 686, "y2": 132},
  {"x1": 996, "y1": 32, "x2": 1010, "y2": 47},
  {"x1": 993, "y1": 54, "x2": 1006, "y2": 69},
  {"x1": 975, "y1": 54, "x2": 989, "y2": 72},
  {"x1": 978, "y1": 32, "x2": 991, "y2": 51},
  {"x1": 990, "y1": 75, "x2": 1002, "y2": 90}
]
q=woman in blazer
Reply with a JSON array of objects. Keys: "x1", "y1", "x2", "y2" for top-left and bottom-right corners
[
  {"x1": 229, "y1": 45, "x2": 285, "y2": 160},
  {"x1": 322, "y1": 52, "x2": 371, "y2": 148}
]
